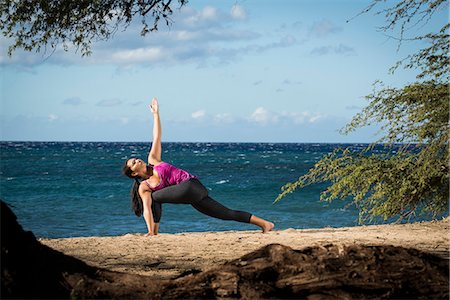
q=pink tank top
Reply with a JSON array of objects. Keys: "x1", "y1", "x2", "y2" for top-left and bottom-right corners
[{"x1": 145, "y1": 162, "x2": 196, "y2": 191}]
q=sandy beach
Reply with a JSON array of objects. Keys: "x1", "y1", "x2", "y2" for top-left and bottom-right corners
[{"x1": 40, "y1": 218, "x2": 450, "y2": 280}]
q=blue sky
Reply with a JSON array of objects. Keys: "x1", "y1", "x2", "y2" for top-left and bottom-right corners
[{"x1": 1, "y1": 0, "x2": 446, "y2": 142}]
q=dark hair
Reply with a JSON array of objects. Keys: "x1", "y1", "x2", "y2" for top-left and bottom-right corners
[{"x1": 122, "y1": 159, "x2": 143, "y2": 217}]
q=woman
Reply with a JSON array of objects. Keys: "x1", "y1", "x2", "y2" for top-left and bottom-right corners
[{"x1": 123, "y1": 97, "x2": 275, "y2": 236}]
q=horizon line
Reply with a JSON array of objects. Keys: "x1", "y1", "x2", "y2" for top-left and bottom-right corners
[{"x1": 0, "y1": 139, "x2": 416, "y2": 145}]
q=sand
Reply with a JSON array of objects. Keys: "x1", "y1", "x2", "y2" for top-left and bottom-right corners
[{"x1": 40, "y1": 218, "x2": 450, "y2": 280}]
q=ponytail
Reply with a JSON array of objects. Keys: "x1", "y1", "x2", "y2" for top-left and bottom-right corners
[
  {"x1": 131, "y1": 178, "x2": 143, "y2": 217},
  {"x1": 122, "y1": 159, "x2": 143, "y2": 217}
]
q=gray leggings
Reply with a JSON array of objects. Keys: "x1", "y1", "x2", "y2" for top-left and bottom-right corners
[{"x1": 151, "y1": 179, "x2": 252, "y2": 224}]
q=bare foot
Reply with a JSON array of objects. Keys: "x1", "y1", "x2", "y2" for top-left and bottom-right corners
[
  {"x1": 250, "y1": 215, "x2": 275, "y2": 233},
  {"x1": 262, "y1": 221, "x2": 275, "y2": 233}
]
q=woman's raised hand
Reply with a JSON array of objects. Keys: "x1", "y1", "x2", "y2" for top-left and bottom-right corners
[{"x1": 149, "y1": 97, "x2": 159, "y2": 114}]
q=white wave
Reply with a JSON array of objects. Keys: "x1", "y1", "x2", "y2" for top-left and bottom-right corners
[{"x1": 215, "y1": 180, "x2": 229, "y2": 185}]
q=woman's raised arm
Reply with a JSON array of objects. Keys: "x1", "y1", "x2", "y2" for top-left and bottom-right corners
[{"x1": 148, "y1": 97, "x2": 162, "y2": 165}]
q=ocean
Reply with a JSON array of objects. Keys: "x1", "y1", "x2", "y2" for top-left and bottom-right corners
[{"x1": 0, "y1": 141, "x2": 442, "y2": 238}]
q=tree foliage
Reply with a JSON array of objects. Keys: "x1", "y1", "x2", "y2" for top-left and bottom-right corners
[
  {"x1": 276, "y1": 0, "x2": 449, "y2": 223},
  {"x1": 0, "y1": 0, "x2": 188, "y2": 56}
]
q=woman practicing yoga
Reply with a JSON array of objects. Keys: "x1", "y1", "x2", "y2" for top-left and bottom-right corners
[{"x1": 123, "y1": 98, "x2": 275, "y2": 236}]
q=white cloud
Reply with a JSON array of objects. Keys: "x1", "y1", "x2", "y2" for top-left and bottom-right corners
[
  {"x1": 184, "y1": 6, "x2": 220, "y2": 27},
  {"x1": 48, "y1": 114, "x2": 59, "y2": 122},
  {"x1": 308, "y1": 115, "x2": 322, "y2": 123},
  {"x1": 249, "y1": 107, "x2": 278, "y2": 125},
  {"x1": 170, "y1": 107, "x2": 329, "y2": 130},
  {"x1": 214, "y1": 113, "x2": 234, "y2": 124},
  {"x1": 1, "y1": 4, "x2": 295, "y2": 68},
  {"x1": 282, "y1": 111, "x2": 326, "y2": 124},
  {"x1": 173, "y1": 30, "x2": 199, "y2": 41},
  {"x1": 249, "y1": 107, "x2": 324, "y2": 126},
  {"x1": 309, "y1": 19, "x2": 342, "y2": 37},
  {"x1": 231, "y1": 5, "x2": 247, "y2": 20},
  {"x1": 184, "y1": 108, "x2": 325, "y2": 126},
  {"x1": 201, "y1": 6, "x2": 218, "y2": 21},
  {"x1": 111, "y1": 47, "x2": 165, "y2": 63},
  {"x1": 310, "y1": 44, "x2": 356, "y2": 56},
  {"x1": 191, "y1": 110, "x2": 206, "y2": 120},
  {"x1": 170, "y1": 28, "x2": 259, "y2": 43}
]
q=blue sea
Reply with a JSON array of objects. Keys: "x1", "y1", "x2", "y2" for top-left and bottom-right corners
[{"x1": 0, "y1": 142, "x2": 443, "y2": 238}]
